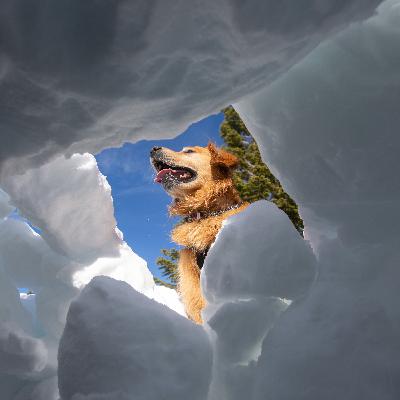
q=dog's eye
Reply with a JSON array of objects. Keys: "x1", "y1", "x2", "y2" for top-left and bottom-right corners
[{"x1": 183, "y1": 149, "x2": 195, "y2": 154}]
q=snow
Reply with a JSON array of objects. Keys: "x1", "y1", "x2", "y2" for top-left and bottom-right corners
[
  {"x1": 0, "y1": 0, "x2": 379, "y2": 176},
  {"x1": 0, "y1": 323, "x2": 51, "y2": 399},
  {"x1": 1, "y1": 153, "x2": 121, "y2": 264},
  {"x1": 13, "y1": 377, "x2": 59, "y2": 400},
  {"x1": 56, "y1": 202, "x2": 315, "y2": 400},
  {"x1": 0, "y1": 323, "x2": 47, "y2": 375},
  {"x1": 1, "y1": 0, "x2": 399, "y2": 399},
  {"x1": 0, "y1": 153, "x2": 183, "y2": 399},
  {"x1": 203, "y1": 201, "x2": 316, "y2": 304},
  {"x1": 151, "y1": 284, "x2": 187, "y2": 317},
  {"x1": 0, "y1": 189, "x2": 13, "y2": 220},
  {"x1": 231, "y1": 2, "x2": 400, "y2": 398},
  {"x1": 58, "y1": 276, "x2": 212, "y2": 400},
  {"x1": 202, "y1": 202, "x2": 316, "y2": 400}
]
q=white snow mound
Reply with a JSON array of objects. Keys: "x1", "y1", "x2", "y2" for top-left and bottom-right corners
[
  {"x1": 58, "y1": 276, "x2": 212, "y2": 400},
  {"x1": 0, "y1": 0, "x2": 380, "y2": 175},
  {"x1": 0, "y1": 154, "x2": 184, "y2": 399}
]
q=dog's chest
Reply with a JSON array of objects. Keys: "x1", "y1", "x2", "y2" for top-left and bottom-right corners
[{"x1": 171, "y1": 216, "x2": 224, "y2": 251}]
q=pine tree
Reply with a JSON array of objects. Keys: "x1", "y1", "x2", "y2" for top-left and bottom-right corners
[
  {"x1": 155, "y1": 106, "x2": 304, "y2": 287},
  {"x1": 220, "y1": 106, "x2": 304, "y2": 234},
  {"x1": 154, "y1": 248, "x2": 179, "y2": 289}
]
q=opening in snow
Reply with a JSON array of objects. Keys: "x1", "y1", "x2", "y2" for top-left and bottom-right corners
[
  {"x1": 95, "y1": 112, "x2": 226, "y2": 286},
  {"x1": 0, "y1": 106, "x2": 305, "y2": 336},
  {"x1": 1, "y1": 2, "x2": 392, "y2": 398},
  {"x1": 95, "y1": 107, "x2": 304, "y2": 292}
]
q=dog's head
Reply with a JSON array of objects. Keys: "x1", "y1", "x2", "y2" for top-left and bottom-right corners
[{"x1": 150, "y1": 143, "x2": 238, "y2": 198}]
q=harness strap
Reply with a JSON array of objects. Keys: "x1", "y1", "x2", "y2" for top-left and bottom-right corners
[{"x1": 185, "y1": 202, "x2": 243, "y2": 222}]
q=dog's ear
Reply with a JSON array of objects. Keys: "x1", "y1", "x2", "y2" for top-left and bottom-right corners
[{"x1": 208, "y1": 142, "x2": 239, "y2": 169}]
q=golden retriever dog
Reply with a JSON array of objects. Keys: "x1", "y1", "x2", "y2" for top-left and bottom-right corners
[{"x1": 150, "y1": 143, "x2": 248, "y2": 323}]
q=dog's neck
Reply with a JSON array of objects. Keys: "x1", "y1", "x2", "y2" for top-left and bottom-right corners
[{"x1": 169, "y1": 179, "x2": 242, "y2": 218}]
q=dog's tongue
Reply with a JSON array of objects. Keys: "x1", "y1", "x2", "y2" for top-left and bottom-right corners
[
  {"x1": 155, "y1": 168, "x2": 174, "y2": 183},
  {"x1": 154, "y1": 168, "x2": 190, "y2": 183}
]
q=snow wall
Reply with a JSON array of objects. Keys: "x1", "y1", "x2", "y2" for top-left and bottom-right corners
[{"x1": 2, "y1": 0, "x2": 400, "y2": 399}]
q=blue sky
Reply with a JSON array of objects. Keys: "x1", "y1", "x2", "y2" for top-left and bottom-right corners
[{"x1": 95, "y1": 112, "x2": 225, "y2": 280}]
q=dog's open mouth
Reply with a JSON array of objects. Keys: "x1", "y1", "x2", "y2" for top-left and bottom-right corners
[{"x1": 152, "y1": 160, "x2": 196, "y2": 185}]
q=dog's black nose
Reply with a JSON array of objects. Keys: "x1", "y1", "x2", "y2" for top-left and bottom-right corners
[{"x1": 150, "y1": 146, "x2": 162, "y2": 156}]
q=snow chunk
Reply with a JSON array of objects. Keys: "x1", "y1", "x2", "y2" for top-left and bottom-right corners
[
  {"x1": 202, "y1": 201, "x2": 316, "y2": 400},
  {"x1": 1, "y1": 154, "x2": 120, "y2": 264},
  {"x1": 0, "y1": 323, "x2": 47, "y2": 375},
  {"x1": 58, "y1": 276, "x2": 211, "y2": 400},
  {"x1": 0, "y1": 0, "x2": 380, "y2": 175},
  {"x1": 207, "y1": 297, "x2": 288, "y2": 365},
  {"x1": 13, "y1": 377, "x2": 59, "y2": 400},
  {"x1": 0, "y1": 264, "x2": 31, "y2": 333},
  {"x1": 0, "y1": 218, "x2": 69, "y2": 291},
  {"x1": 203, "y1": 201, "x2": 316, "y2": 304},
  {"x1": 152, "y1": 284, "x2": 186, "y2": 317},
  {"x1": 235, "y1": 0, "x2": 400, "y2": 250},
  {"x1": 230, "y1": 2, "x2": 400, "y2": 398},
  {"x1": 0, "y1": 189, "x2": 13, "y2": 220},
  {"x1": 72, "y1": 242, "x2": 154, "y2": 297},
  {"x1": 0, "y1": 152, "x2": 184, "y2": 399}
]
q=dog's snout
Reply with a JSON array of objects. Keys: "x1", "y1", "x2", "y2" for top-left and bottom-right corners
[{"x1": 150, "y1": 146, "x2": 162, "y2": 157}]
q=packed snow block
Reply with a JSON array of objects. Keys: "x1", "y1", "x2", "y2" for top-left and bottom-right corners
[
  {"x1": 0, "y1": 265, "x2": 32, "y2": 333},
  {"x1": 13, "y1": 376, "x2": 59, "y2": 400},
  {"x1": 230, "y1": 3, "x2": 400, "y2": 398},
  {"x1": 1, "y1": 154, "x2": 121, "y2": 264},
  {"x1": 1, "y1": 374, "x2": 59, "y2": 400},
  {"x1": 203, "y1": 201, "x2": 317, "y2": 304},
  {"x1": 58, "y1": 276, "x2": 212, "y2": 400},
  {"x1": 0, "y1": 321, "x2": 56, "y2": 400},
  {"x1": 207, "y1": 297, "x2": 287, "y2": 365},
  {"x1": 0, "y1": 152, "x2": 181, "y2": 399},
  {"x1": 36, "y1": 283, "x2": 79, "y2": 341},
  {"x1": 203, "y1": 201, "x2": 316, "y2": 400},
  {"x1": 152, "y1": 284, "x2": 186, "y2": 317},
  {"x1": 0, "y1": 154, "x2": 156, "y2": 299},
  {"x1": 0, "y1": 217, "x2": 79, "y2": 340},
  {"x1": 0, "y1": 323, "x2": 47, "y2": 375},
  {"x1": 0, "y1": 189, "x2": 13, "y2": 219},
  {"x1": 0, "y1": 0, "x2": 380, "y2": 174},
  {"x1": 71, "y1": 242, "x2": 155, "y2": 297},
  {"x1": 249, "y1": 237, "x2": 400, "y2": 400},
  {"x1": 0, "y1": 155, "x2": 166, "y2": 399},
  {"x1": 0, "y1": 218, "x2": 69, "y2": 291},
  {"x1": 235, "y1": 0, "x2": 400, "y2": 249}
]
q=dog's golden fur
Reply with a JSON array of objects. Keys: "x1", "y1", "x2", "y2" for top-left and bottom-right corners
[{"x1": 151, "y1": 143, "x2": 248, "y2": 323}]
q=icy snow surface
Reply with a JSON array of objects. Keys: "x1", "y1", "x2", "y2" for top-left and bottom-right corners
[
  {"x1": 2, "y1": 0, "x2": 400, "y2": 399},
  {"x1": 233, "y1": 2, "x2": 400, "y2": 398},
  {"x1": 0, "y1": 154, "x2": 183, "y2": 398},
  {"x1": 58, "y1": 276, "x2": 211, "y2": 400},
  {"x1": 0, "y1": 0, "x2": 379, "y2": 176}
]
